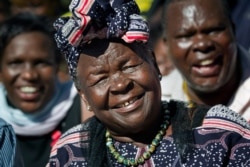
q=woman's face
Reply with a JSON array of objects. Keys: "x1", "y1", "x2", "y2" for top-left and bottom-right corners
[
  {"x1": 77, "y1": 41, "x2": 162, "y2": 134},
  {"x1": 0, "y1": 32, "x2": 58, "y2": 113}
]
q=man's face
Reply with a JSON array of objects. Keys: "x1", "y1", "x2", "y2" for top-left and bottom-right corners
[{"x1": 164, "y1": 0, "x2": 237, "y2": 92}]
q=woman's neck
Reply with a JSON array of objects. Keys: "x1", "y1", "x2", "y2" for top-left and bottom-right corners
[{"x1": 108, "y1": 106, "x2": 167, "y2": 147}]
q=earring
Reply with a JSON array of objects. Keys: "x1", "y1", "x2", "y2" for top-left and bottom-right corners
[
  {"x1": 158, "y1": 74, "x2": 162, "y2": 80},
  {"x1": 87, "y1": 105, "x2": 92, "y2": 112}
]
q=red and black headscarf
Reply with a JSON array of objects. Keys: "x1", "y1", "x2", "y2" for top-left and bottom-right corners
[{"x1": 54, "y1": 0, "x2": 149, "y2": 80}]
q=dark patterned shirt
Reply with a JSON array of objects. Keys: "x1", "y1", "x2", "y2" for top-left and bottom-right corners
[{"x1": 47, "y1": 104, "x2": 250, "y2": 167}]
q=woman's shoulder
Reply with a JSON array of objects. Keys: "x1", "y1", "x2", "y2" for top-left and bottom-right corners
[
  {"x1": 167, "y1": 100, "x2": 250, "y2": 141},
  {"x1": 202, "y1": 104, "x2": 250, "y2": 133},
  {"x1": 47, "y1": 119, "x2": 99, "y2": 166},
  {"x1": 60, "y1": 122, "x2": 91, "y2": 143},
  {"x1": 49, "y1": 122, "x2": 90, "y2": 163}
]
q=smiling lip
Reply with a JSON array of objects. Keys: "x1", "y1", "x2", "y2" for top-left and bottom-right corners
[
  {"x1": 112, "y1": 94, "x2": 144, "y2": 114},
  {"x1": 17, "y1": 86, "x2": 41, "y2": 101},
  {"x1": 192, "y1": 57, "x2": 222, "y2": 77}
]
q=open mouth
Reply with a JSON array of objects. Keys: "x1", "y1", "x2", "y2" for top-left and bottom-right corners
[
  {"x1": 20, "y1": 86, "x2": 38, "y2": 93},
  {"x1": 18, "y1": 86, "x2": 40, "y2": 101},
  {"x1": 192, "y1": 57, "x2": 222, "y2": 76}
]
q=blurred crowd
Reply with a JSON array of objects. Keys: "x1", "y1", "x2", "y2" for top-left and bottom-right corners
[{"x1": 1, "y1": 0, "x2": 249, "y2": 82}]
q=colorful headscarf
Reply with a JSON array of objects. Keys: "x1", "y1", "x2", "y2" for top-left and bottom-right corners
[{"x1": 54, "y1": 0, "x2": 149, "y2": 80}]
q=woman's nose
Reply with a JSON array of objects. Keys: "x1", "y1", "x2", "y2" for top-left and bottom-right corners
[
  {"x1": 110, "y1": 73, "x2": 133, "y2": 94},
  {"x1": 21, "y1": 64, "x2": 39, "y2": 80}
]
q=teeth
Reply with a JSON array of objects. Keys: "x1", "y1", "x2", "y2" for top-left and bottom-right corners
[
  {"x1": 200, "y1": 59, "x2": 214, "y2": 66},
  {"x1": 124, "y1": 102, "x2": 130, "y2": 107},
  {"x1": 20, "y1": 86, "x2": 37, "y2": 93},
  {"x1": 118, "y1": 97, "x2": 137, "y2": 108}
]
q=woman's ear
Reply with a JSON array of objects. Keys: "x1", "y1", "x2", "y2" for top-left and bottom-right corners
[
  {"x1": 78, "y1": 89, "x2": 93, "y2": 112},
  {"x1": 78, "y1": 89, "x2": 88, "y2": 105},
  {"x1": 77, "y1": 89, "x2": 95, "y2": 121}
]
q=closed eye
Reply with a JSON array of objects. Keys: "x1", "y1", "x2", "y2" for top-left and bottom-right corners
[
  {"x1": 7, "y1": 60, "x2": 23, "y2": 68},
  {"x1": 122, "y1": 62, "x2": 143, "y2": 73},
  {"x1": 34, "y1": 59, "x2": 54, "y2": 67},
  {"x1": 175, "y1": 31, "x2": 195, "y2": 39},
  {"x1": 205, "y1": 26, "x2": 226, "y2": 35},
  {"x1": 88, "y1": 74, "x2": 108, "y2": 87}
]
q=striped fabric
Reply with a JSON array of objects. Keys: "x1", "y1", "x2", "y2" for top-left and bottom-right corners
[
  {"x1": 202, "y1": 104, "x2": 250, "y2": 139},
  {"x1": 0, "y1": 118, "x2": 16, "y2": 167},
  {"x1": 47, "y1": 102, "x2": 250, "y2": 167}
]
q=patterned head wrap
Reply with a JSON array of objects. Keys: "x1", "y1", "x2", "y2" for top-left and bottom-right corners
[{"x1": 54, "y1": 0, "x2": 149, "y2": 80}]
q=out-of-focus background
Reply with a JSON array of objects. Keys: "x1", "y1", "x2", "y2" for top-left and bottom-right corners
[{"x1": 0, "y1": 0, "x2": 249, "y2": 82}]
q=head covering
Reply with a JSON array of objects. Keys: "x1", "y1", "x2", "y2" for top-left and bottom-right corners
[{"x1": 54, "y1": 0, "x2": 149, "y2": 80}]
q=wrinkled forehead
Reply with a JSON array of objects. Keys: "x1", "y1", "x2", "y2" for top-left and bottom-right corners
[
  {"x1": 164, "y1": 0, "x2": 231, "y2": 31},
  {"x1": 80, "y1": 38, "x2": 153, "y2": 61},
  {"x1": 166, "y1": 0, "x2": 228, "y2": 18}
]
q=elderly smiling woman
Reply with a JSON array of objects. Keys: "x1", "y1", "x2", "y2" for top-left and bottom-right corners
[{"x1": 47, "y1": 0, "x2": 250, "y2": 166}]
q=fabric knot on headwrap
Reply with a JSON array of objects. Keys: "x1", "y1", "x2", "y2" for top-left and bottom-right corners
[{"x1": 53, "y1": 0, "x2": 149, "y2": 80}]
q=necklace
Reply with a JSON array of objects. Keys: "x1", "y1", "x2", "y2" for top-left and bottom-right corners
[
  {"x1": 182, "y1": 81, "x2": 196, "y2": 108},
  {"x1": 106, "y1": 101, "x2": 170, "y2": 166}
]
